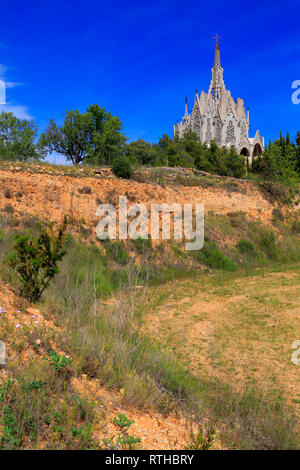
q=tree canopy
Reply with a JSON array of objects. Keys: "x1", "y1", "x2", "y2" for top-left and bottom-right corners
[
  {"x1": 252, "y1": 131, "x2": 300, "y2": 179},
  {"x1": 0, "y1": 112, "x2": 45, "y2": 162},
  {"x1": 40, "y1": 104, "x2": 126, "y2": 165}
]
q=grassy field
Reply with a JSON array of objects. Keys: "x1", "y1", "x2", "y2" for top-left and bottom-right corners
[{"x1": 143, "y1": 263, "x2": 300, "y2": 448}]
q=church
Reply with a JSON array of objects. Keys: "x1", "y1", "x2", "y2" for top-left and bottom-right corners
[{"x1": 174, "y1": 36, "x2": 264, "y2": 164}]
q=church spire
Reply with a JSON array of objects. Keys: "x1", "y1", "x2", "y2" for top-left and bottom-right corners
[
  {"x1": 208, "y1": 34, "x2": 225, "y2": 100},
  {"x1": 214, "y1": 34, "x2": 221, "y2": 68},
  {"x1": 183, "y1": 95, "x2": 189, "y2": 121}
]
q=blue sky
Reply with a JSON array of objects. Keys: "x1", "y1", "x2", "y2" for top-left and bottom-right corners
[{"x1": 0, "y1": 0, "x2": 299, "y2": 163}]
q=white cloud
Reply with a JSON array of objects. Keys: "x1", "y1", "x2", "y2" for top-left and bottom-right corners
[
  {"x1": 0, "y1": 63, "x2": 33, "y2": 120},
  {"x1": 0, "y1": 103, "x2": 33, "y2": 120}
]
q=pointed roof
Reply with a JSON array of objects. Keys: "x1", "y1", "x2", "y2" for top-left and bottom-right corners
[
  {"x1": 213, "y1": 34, "x2": 221, "y2": 68},
  {"x1": 183, "y1": 95, "x2": 189, "y2": 120}
]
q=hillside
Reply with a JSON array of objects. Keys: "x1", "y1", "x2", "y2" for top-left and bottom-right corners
[{"x1": 0, "y1": 162, "x2": 299, "y2": 450}]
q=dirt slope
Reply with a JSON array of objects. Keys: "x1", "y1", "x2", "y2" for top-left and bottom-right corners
[{"x1": 0, "y1": 165, "x2": 277, "y2": 239}]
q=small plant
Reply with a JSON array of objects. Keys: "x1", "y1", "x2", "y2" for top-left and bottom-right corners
[
  {"x1": 70, "y1": 423, "x2": 99, "y2": 448},
  {"x1": 22, "y1": 380, "x2": 47, "y2": 392},
  {"x1": 112, "y1": 157, "x2": 132, "y2": 179},
  {"x1": 7, "y1": 216, "x2": 68, "y2": 301},
  {"x1": 45, "y1": 351, "x2": 72, "y2": 372},
  {"x1": 103, "y1": 414, "x2": 141, "y2": 450},
  {"x1": 186, "y1": 425, "x2": 215, "y2": 450}
]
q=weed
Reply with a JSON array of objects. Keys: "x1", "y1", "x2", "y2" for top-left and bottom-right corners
[
  {"x1": 45, "y1": 351, "x2": 72, "y2": 372},
  {"x1": 7, "y1": 217, "x2": 68, "y2": 301},
  {"x1": 103, "y1": 414, "x2": 141, "y2": 450},
  {"x1": 186, "y1": 425, "x2": 215, "y2": 450}
]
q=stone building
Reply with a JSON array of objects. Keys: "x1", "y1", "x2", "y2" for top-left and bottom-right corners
[{"x1": 174, "y1": 36, "x2": 264, "y2": 164}]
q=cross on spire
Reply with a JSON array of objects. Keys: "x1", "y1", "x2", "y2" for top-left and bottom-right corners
[
  {"x1": 214, "y1": 34, "x2": 221, "y2": 45},
  {"x1": 213, "y1": 34, "x2": 221, "y2": 68}
]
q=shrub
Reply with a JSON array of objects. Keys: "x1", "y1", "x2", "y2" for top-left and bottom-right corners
[
  {"x1": 193, "y1": 242, "x2": 237, "y2": 271},
  {"x1": 112, "y1": 157, "x2": 132, "y2": 179},
  {"x1": 256, "y1": 228, "x2": 277, "y2": 260},
  {"x1": 236, "y1": 240, "x2": 257, "y2": 257},
  {"x1": 186, "y1": 425, "x2": 216, "y2": 450},
  {"x1": 7, "y1": 217, "x2": 68, "y2": 302},
  {"x1": 104, "y1": 414, "x2": 141, "y2": 450},
  {"x1": 78, "y1": 186, "x2": 92, "y2": 195}
]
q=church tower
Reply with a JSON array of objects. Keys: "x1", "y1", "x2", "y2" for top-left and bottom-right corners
[
  {"x1": 208, "y1": 34, "x2": 225, "y2": 101},
  {"x1": 174, "y1": 37, "x2": 264, "y2": 163}
]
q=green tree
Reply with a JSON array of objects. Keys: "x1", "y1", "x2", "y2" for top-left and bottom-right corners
[
  {"x1": 224, "y1": 148, "x2": 246, "y2": 178},
  {"x1": 86, "y1": 105, "x2": 126, "y2": 165},
  {"x1": 252, "y1": 134, "x2": 298, "y2": 179},
  {"x1": 41, "y1": 105, "x2": 126, "y2": 165},
  {"x1": 125, "y1": 139, "x2": 158, "y2": 166},
  {"x1": 0, "y1": 112, "x2": 45, "y2": 162}
]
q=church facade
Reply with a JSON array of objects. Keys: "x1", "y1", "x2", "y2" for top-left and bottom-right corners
[{"x1": 174, "y1": 37, "x2": 264, "y2": 164}]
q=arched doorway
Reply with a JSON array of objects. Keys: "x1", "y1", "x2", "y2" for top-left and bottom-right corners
[
  {"x1": 240, "y1": 147, "x2": 249, "y2": 157},
  {"x1": 252, "y1": 143, "x2": 263, "y2": 158}
]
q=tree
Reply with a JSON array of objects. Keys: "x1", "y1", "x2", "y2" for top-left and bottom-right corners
[
  {"x1": 41, "y1": 105, "x2": 126, "y2": 165},
  {"x1": 252, "y1": 133, "x2": 298, "y2": 179},
  {"x1": 224, "y1": 148, "x2": 246, "y2": 178},
  {"x1": 86, "y1": 105, "x2": 127, "y2": 165},
  {"x1": 0, "y1": 112, "x2": 45, "y2": 161},
  {"x1": 125, "y1": 139, "x2": 158, "y2": 166}
]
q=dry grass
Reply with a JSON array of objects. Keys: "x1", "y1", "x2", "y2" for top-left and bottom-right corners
[{"x1": 143, "y1": 263, "x2": 300, "y2": 448}]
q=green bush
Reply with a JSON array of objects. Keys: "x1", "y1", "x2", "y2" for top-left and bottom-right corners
[
  {"x1": 7, "y1": 217, "x2": 68, "y2": 302},
  {"x1": 236, "y1": 239, "x2": 257, "y2": 257},
  {"x1": 112, "y1": 157, "x2": 132, "y2": 179},
  {"x1": 193, "y1": 242, "x2": 237, "y2": 271}
]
